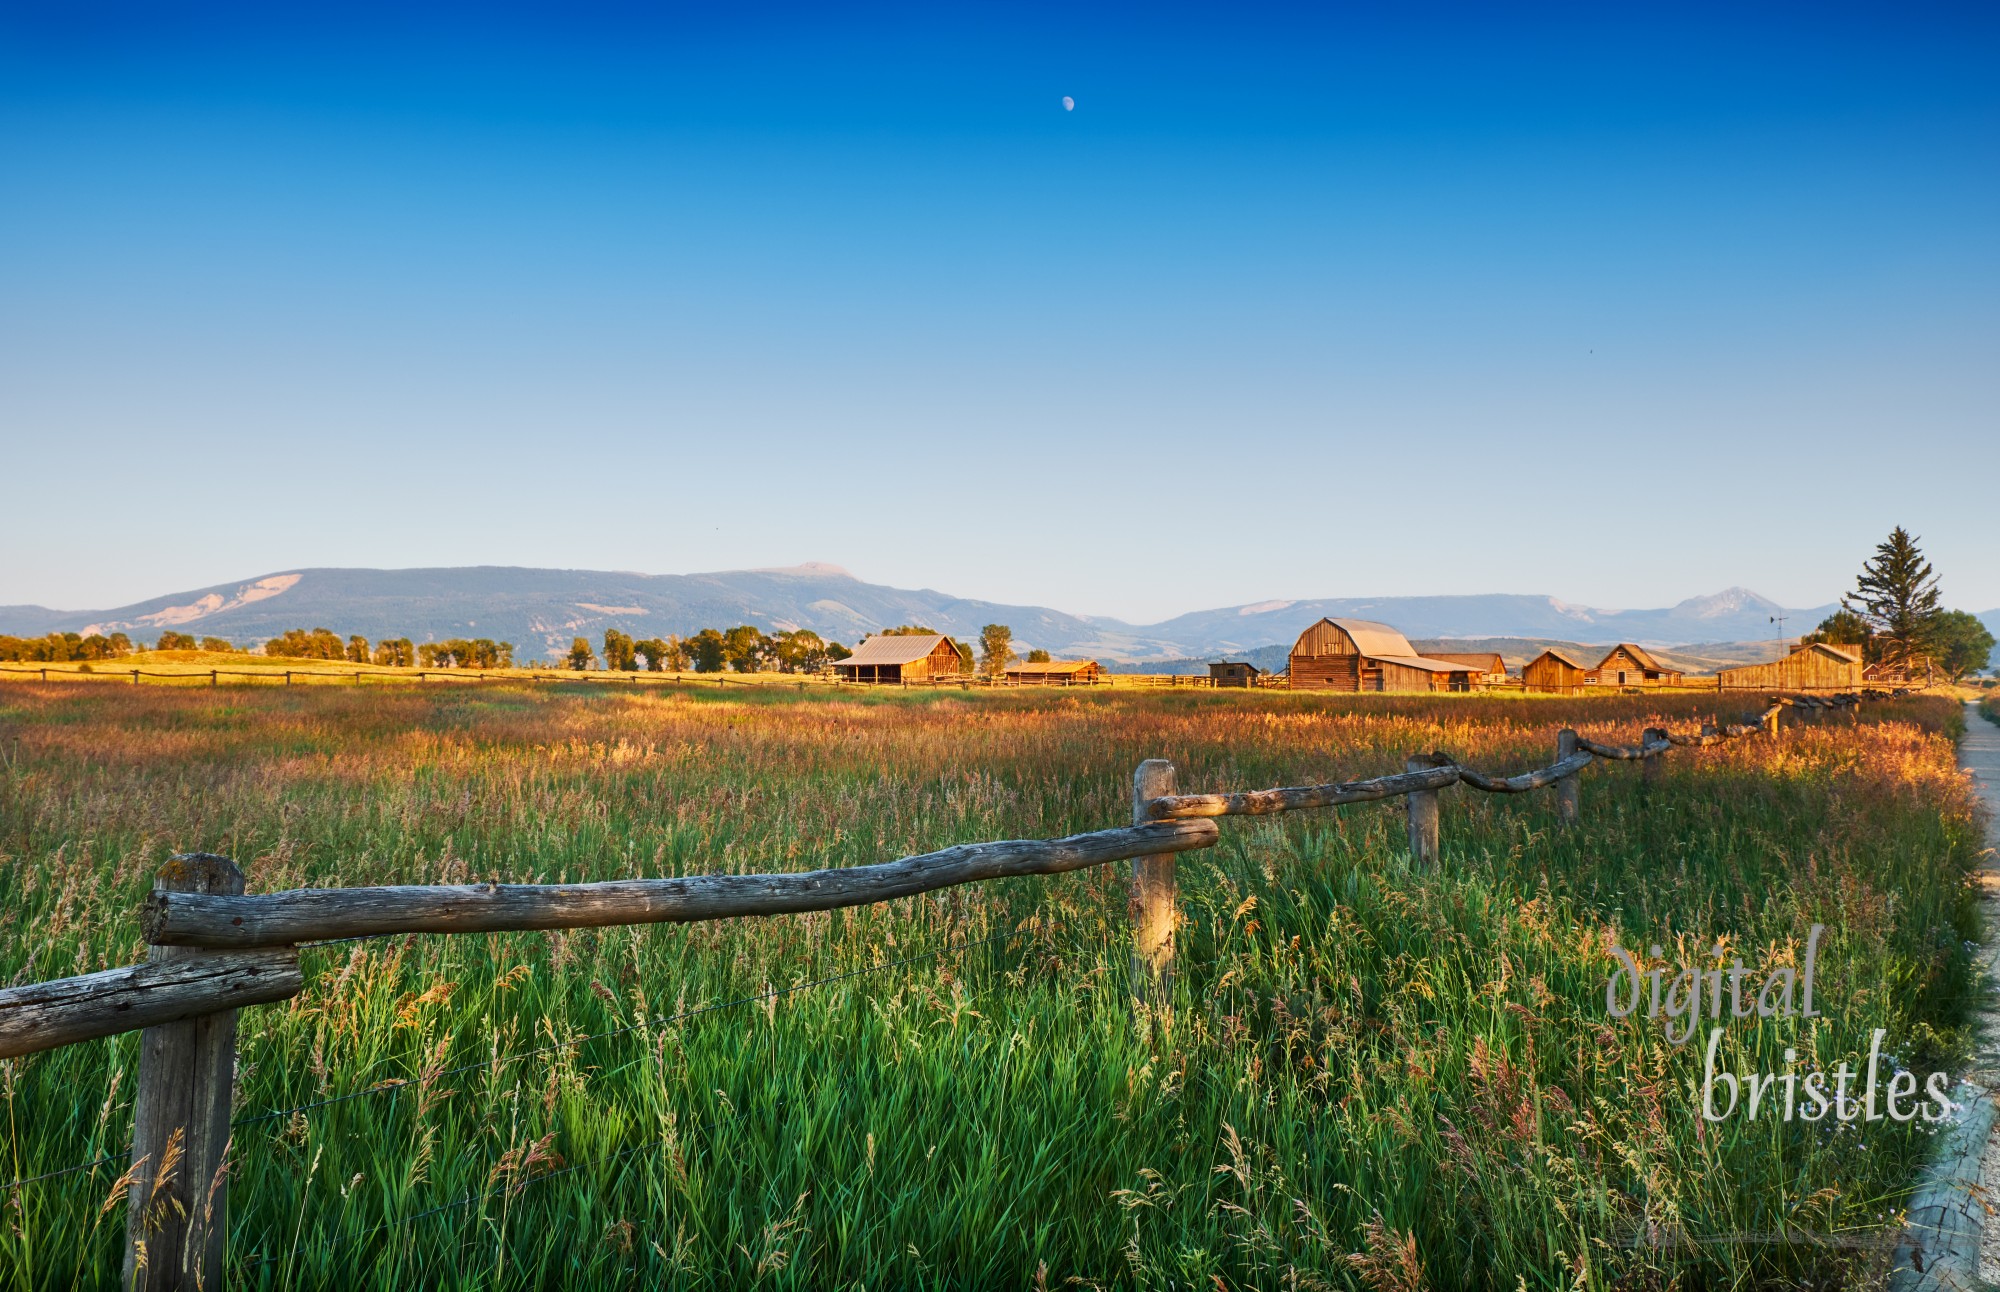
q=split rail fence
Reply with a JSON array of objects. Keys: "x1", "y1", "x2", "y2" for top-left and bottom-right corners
[{"x1": 0, "y1": 689, "x2": 1887, "y2": 1289}]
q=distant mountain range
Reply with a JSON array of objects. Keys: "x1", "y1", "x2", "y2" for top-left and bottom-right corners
[{"x1": 1, "y1": 564, "x2": 1931, "y2": 666}]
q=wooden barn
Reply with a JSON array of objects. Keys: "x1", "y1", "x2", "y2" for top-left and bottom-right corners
[
  {"x1": 1288, "y1": 618, "x2": 1480, "y2": 692},
  {"x1": 1589, "y1": 644, "x2": 1683, "y2": 688},
  {"x1": 1209, "y1": 661, "x2": 1261, "y2": 688},
  {"x1": 1416, "y1": 652, "x2": 1508, "y2": 684},
  {"x1": 1718, "y1": 642, "x2": 1863, "y2": 691},
  {"x1": 1522, "y1": 649, "x2": 1591, "y2": 694},
  {"x1": 833, "y1": 633, "x2": 964, "y2": 684},
  {"x1": 1005, "y1": 659, "x2": 1102, "y2": 685}
]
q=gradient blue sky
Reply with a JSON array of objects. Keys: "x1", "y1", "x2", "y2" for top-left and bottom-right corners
[{"x1": 4, "y1": 2, "x2": 1995, "y2": 622}]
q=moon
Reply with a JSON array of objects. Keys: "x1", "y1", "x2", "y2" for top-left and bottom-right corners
[{"x1": 1061, "y1": 96, "x2": 1074, "y2": 111}]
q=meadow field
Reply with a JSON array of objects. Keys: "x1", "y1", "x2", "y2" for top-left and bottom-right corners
[{"x1": 0, "y1": 683, "x2": 1982, "y2": 1289}]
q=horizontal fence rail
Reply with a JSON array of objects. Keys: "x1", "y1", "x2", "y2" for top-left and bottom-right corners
[
  {"x1": 139, "y1": 820, "x2": 1220, "y2": 950},
  {"x1": 0, "y1": 684, "x2": 1905, "y2": 1289}
]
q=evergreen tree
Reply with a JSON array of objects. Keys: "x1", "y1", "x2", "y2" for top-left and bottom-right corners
[{"x1": 1840, "y1": 527, "x2": 1942, "y2": 676}]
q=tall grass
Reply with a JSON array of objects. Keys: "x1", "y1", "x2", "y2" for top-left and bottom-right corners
[{"x1": 0, "y1": 685, "x2": 1980, "y2": 1289}]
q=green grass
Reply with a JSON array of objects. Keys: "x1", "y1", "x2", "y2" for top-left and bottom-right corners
[{"x1": 0, "y1": 685, "x2": 1982, "y2": 1289}]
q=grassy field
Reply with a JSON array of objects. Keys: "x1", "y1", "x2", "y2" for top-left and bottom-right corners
[{"x1": 0, "y1": 684, "x2": 1981, "y2": 1289}]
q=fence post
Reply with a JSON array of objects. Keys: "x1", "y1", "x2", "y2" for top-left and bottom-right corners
[
  {"x1": 1641, "y1": 727, "x2": 1667, "y2": 789},
  {"x1": 209, "y1": 671, "x2": 217, "y2": 688},
  {"x1": 132, "y1": 669, "x2": 140, "y2": 686},
  {"x1": 1763, "y1": 706, "x2": 1780, "y2": 738},
  {"x1": 124, "y1": 853, "x2": 247, "y2": 1291},
  {"x1": 1404, "y1": 754, "x2": 1442, "y2": 865},
  {"x1": 1129, "y1": 760, "x2": 1177, "y2": 1008},
  {"x1": 1555, "y1": 729, "x2": 1580, "y2": 828}
]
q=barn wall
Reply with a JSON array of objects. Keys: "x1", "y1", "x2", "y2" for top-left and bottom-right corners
[{"x1": 1290, "y1": 653, "x2": 1362, "y2": 691}]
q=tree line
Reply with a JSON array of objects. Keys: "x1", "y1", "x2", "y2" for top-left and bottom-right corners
[{"x1": 1804, "y1": 527, "x2": 1994, "y2": 682}]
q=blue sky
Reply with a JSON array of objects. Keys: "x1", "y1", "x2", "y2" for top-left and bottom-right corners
[{"x1": 3, "y1": 2, "x2": 1995, "y2": 621}]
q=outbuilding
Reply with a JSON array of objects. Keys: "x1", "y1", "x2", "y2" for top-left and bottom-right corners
[
  {"x1": 1416, "y1": 652, "x2": 1508, "y2": 684},
  {"x1": 1208, "y1": 661, "x2": 1261, "y2": 688},
  {"x1": 1522, "y1": 648, "x2": 1591, "y2": 694},
  {"x1": 1589, "y1": 643, "x2": 1683, "y2": 688},
  {"x1": 1718, "y1": 642, "x2": 1863, "y2": 691},
  {"x1": 1288, "y1": 618, "x2": 1480, "y2": 692},
  {"x1": 833, "y1": 634, "x2": 964, "y2": 684},
  {"x1": 1005, "y1": 659, "x2": 1103, "y2": 685}
]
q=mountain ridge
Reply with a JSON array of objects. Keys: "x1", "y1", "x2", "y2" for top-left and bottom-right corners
[{"x1": 0, "y1": 565, "x2": 1874, "y2": 664}]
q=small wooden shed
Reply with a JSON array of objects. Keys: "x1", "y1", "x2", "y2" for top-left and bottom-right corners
[
  {"x1": 1522, "y1": 649, "x2": 1591, "y2": 694},
  {"x1": 1289, "y1": 618, "x2": 1479, "y2": 692},
  {"x1": 1005, "y1": 659, "x2": 1102, "y2": 685},
  {"x1": 1209, "y1": 661, "x2": 1261, "y2": 688},
  {"x1": 1589, "y1": 644, "x2": 1683, "y2": 688},
  {"x1": 833, "y1": 634, "x2": 963, "y2": 684},
  {"x1": 1718, "y1": 642, "x2": 1863, "y2": 691}
]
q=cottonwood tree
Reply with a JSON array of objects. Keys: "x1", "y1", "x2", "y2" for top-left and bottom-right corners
[
  {"x1": 1026, "y1": 648, "x2": 1052, "y2": 663},
  {"x1": 346, "y1": 635, "x2": 370, "y2": 664},
  {"x1": 687, "y1": 629, "x2": 727, "y2": 673},
  {"x1": 568, "y1": 637, "x2": 596, "y2": 671},
  {"x1": 602, "y1": 629, "x2": 638, "y2": 671},
  {"x1": 200, "y1": 637, "x2": 236, "y2": 653},
  {"x1": 372, "y1": 638, "x2": 414, "y2": 667},
  {"x1": 1934, "y1": 610, "x2": 1996, "y2": 682},
  {"x1": 1841, "y1": 527, "x2": 1942, "y2": 677},
  {"x1": 156, "y1": 631, "x2": 197, "y2": 651},
  {"x1": 978, "y1": 624, "x2": 1016, "y2": 678},
  {"x1": 723, "y1": 625, "x2": 770, "y2": 673}
]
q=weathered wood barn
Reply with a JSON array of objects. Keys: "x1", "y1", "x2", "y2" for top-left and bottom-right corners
[
  {"x1": 1413, "y1": 652, "x2": 1508, "y2": 684},
  {"x1": 1209, "y1": 661, "x2": 1261, "y2": 688},
  {"x1": 1589, "y1": 644, "x2": 1683, "y2": 688},
  {"x1": 832, "y1": 634, "x2": 963, "y2": 684},
  {"x1": 1004, "y1": 659, "x2": 1102, "y2": 685},
  {"x1": 1288, "y1": 618, "x2": 1480, "y2": 692},
  {"x1": 1718, "y1": 642, "x2": 1863, "y2": 691},
  {"x1": 1522, "y1": 649, "x2": 1591, "y2": 694}
]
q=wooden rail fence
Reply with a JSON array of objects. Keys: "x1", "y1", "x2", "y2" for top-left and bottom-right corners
[{"x1": 0, "y1": 688, "x2": 1890, "y2": 1288}]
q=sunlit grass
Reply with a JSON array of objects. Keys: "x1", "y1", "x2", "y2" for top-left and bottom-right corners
[{"x1": 0, "y1": 685, "x2": 1979, "y2": 1289}]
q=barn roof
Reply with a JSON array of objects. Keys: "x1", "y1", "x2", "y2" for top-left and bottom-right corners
[
  {"x1": 841, "y1": 634, "x2": 951, "y2": 666},
  {"x1": 1373, "y1": 656, "x2": 1477, "y2": 675},
  {"x1": 1297, "y1": 617, "x2": 1419, "y2": 659},
  {"x1": 1796, "y1": 642, "x2": 1860, "y2": 663},
  {"x1": 1419, "y1": 652, "x2": 1506, "y2": 673},
  {"x1": 1598, "y1": 643, "x2": 1668, "y2": 672},
  {"x1": 1007, "y1": 659, "x2": 1098, "y2": 675},
  {"x1": 1528, "y1": 648, "x2": 1587, "y2": 670},
  {"x1": 1211, "y1": 660, "x2": 1261, "y2": 672}
]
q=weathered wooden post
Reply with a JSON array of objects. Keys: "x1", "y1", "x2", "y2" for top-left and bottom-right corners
[
  {"x1": 125, "y1": 854, "x2": 247, "y2": 1291},
  {"x1": 1555, "y1": 729, "x2": 1580, "y2": 828},
  {"x1": 1762, "y1": 706, "x2": 1780, "y2": 738},
  {"x1": 132, "y1": 669, "x2": 140, "y2": 686},
  {"x1": 208, "y1": 670, "x2": 217, "y2": 689},
  {"x1": 1404, "y1": 754, "x2": 1442, "y2": 865},
  {"x1": 1641, "y1": 727, "x2": 1667, "y2": 789},
  {"x1": 1130, "y1": 760, "x2": 1178, "y2": 1007}
]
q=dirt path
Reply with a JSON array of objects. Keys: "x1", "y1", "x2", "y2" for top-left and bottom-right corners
[
  {"x1": 1968, "y1": 702, "x2": 2000, "y2": 1285},
  {"x1": 1891, "y1": 702, "x2": 2000, "y2": 1289}
]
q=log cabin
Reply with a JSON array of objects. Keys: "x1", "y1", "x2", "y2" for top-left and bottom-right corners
[
  {"x1": 1588, "y1": 644, "x2": 1683, "y2": 688},
  {"x1": 1209, "y1": 661, "x2": 1261, "y2": 688},
  {"x1": 832, "y1": 634, "x2": 964, "y2": 684},
  {"x1": 1521, "y1": 649, "x2": 1591, "y2": 694},
  {"x1": 1718, "y1": 642, "x2": 1863, "y2": 691},
  {"x1": 1288, "y1": 618, "x2": 1480, "y2": 692}
]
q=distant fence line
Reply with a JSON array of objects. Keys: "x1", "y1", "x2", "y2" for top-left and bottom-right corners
[{"x1": 0, "y1": 686, "x2": 1900, "y2": 1289}]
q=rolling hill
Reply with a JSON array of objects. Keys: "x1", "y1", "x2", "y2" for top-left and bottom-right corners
[{"x1": 0, "y1": 565, "x2": 1852, "y2": 665}]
